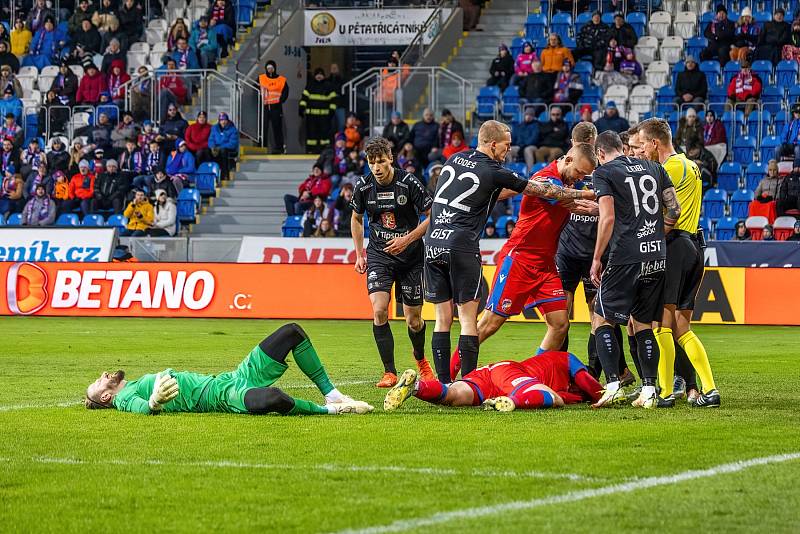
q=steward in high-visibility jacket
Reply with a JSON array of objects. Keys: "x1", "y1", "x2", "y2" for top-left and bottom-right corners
[
  {"x1": 299, "y1": 67, "x2": 337, "y2": 154},
  {"x1": 258, "y1": 60, "x2": 289, "y2": 152}
]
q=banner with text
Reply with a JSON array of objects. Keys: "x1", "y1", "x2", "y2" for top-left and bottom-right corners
[
  {"x1": 304, "y1": 9, "x2": 443, "y2": 46},
  {"x1": 0, "y1": 228, "x2": 116, "y2": 262}
]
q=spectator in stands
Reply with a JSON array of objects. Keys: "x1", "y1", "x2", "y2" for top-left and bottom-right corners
[
  {"x1": 702, "y1": 4, "x2": 735, "y2": 65},
  {"x1": 512, "y1": 41, "x2": 538, "y2": 89},
  {"x1": 409, "y1": 108, "x2": 439, "y2": 168},
  {"x1": 762, "y1": 224, "x2": 775, "y2": 241},
  {"x1": 208, "y1": 112, "x2": 239, "y2": 179},
  {"x1": 77, "y1": 63, "x2": 108, "y2": 105},
  {"x1": 327, "y1": 64, "x2": 347, "y2": 134},
  {"x1": 146, "y1": 169, "x2": 178, "y2": 199},
  {"x1": 49, "y1": 60, "x2": 79, "y2": 106},
  {"x1": 185, "y1": 111, "x2": 211, "y2": 163},
  {"x1": 74, "y1": 19, "x2": 102, "y2": 57},
  {"x1": 754, "y1": 160, "x2": 783, "y2": 201},
  {"x1": 535, "y1": 107, "x2": 569, "y2": 162},
  {"x1": 118, "y1": 0, "x2": 144, "y2": 49},
  {"x1": 300, "y1": 67, "x2": 336, "y2": 154},
  {"x1": 777, "y1": 171, "x2": 800, "y2": 215},
  {"x1": 25, "y1": 16, "x2": 64, "y2": 71},
  {"x1": 1, "y1": 137, "x2": 19, "y2": 174},
  {"x1": 396, "y1": 142, "x2": 418, "y2": 170},
  {"x1": 101, "y1": 39, "x2": 125, "y2": 74},
  {"x1": 575, "y1": 11, "x2": 610, "y2": 69},
  {"x1": 487, "y1": 44, "x2": 514, "y2": 91},
  {"x1": 149, "y1": 189, "x2": 177, "y2": 236},
  {"x1": 787, "y1": 220, "x2": 800, "y2": 240},
  {"x1": 522, "y1": 60, "x2": 552, "y2": 102},
  {"x1": 603, "y1": 37, "x2": 631, "y2": 72},
  {"x1": 727, "y1": 59, "x2": 762, "y2": 117},
  {"x1": 68, "y1": 0, "x2": 94, "y2": 37},
  {"x1": 132, "y1": 139, "x2": 164, "y2": 190},
  {"x1": 427, "y1": 162, "x2": 443, "y2": 194},
  {"x1": 618, "y1": 50, "x2": 642, "y2": 87},
  {"x1": 675, "y1": 55, "x2": 707, "y2": 107},
  {"x1": 301, "y1": 194, "x2": 329, "y2": 237},
  {"x1": 190, "y1": 16, "x2": 219, "y2": 70},
  {"x1": 159, "y1": 59, "x2": 189, "y2": 112},
  {"x1": 333, "y1": 183, "x2": 353, "y2": 237},
  {"x1": 776, "y1": 104, "x2": 800, "y2": 170},
  {"x1": 1, "y1": 113, "x2": 23, "y2": 148},
  {"x1": 40, "y1": 90, "x2": 67, "y2": 135},
  {"x1": 782, "y1": 19, "x2": 800, "y2": 64},
  {"x1": 68, "y1": 159, "x2": 95, "y2": 216},
  {"x1": 325, "y1": 135, "x2": 354, "y2": 186},
  {"x1": 89, "y1": 113, "x2": 114, "y2": 154},
  {"x1": 541, "y1": 34, "x2": 574, "y2": 84},
  {"x1": 121, "y1": 189, "x2": 153, "y2": 236},
  {"x1": 757, "y1": 8, "x2": 791, "y2": 64},
  {"x1": 21, "y1": 183, "x2": 55, "y2": 226},
  {"x1": 20, "y1": 138, "x2": 44, "y2": 178},
  {"x1": 138, "y1": 120, "x2": 158, "y2": 149},
  {"x1": 730, "y1": 7, "x2": 760, "y2": 63},
  {"x1": 686, "y1": 141, "x2": 717, "y2": 188},
  {"x1": 10, "y1": 20, "x2": 31, "y2": 61},
  {"x1": 208, "y1": 0, "x2": 236, "y2": 56},
  {"x1": 0, "y1": 65, "x2": 22, "y2": 100},
  {"x1": 167, "y1": 18, "x2": 190, "y2": 52},
  {"x1": 93, "y1": 0, "x2": 122, "y2": 48},
  {"x1": 23, "y1": 161, "x2": 51, "y2": 199},
  {"x1": 111, "y1": 112, "x2": 138, "y2": 152},
  {"x1": 382, "y1": 111, "x2": 410, "y2": 153},
  {"x1": 51, "y1": 170, "x2": 70, "y2": 212},
  {"x1": 594, "y1": 102, "x2": 629, "y2": 134},
  {"x1": 312, "y1": 218, "x2": 335, "y2": 238},
  {"x1": 68, "y1": 139, "x2": 87, "y2": 174},
  {"x1": 0, "y1": 43, "x2": 20, "y2": 75},
  {"x1": 90, "y1": 148, "x2": 107, "y2": 176},
  {"x1": 160, "y1": 104, "x2": 189, "y2": 146},
  {"x1": 442, "y1": 131, "x2": 469, "y2": 160},
  {"x1": 438, "y1": 108, "x2": 463, "y2": 154},
  {"x1": 107, "y1": 61, "x2": 130, "y2": 107},
  {"x1": 0, "y1": 167, "x2": 23, "y2": 217},
  {"x1": 703, "y1": 109, "x2": 728, "y2": 166},
  {"x1": 552, "y1": 60, "x2": 583, "y2": 107},
  {"x1": 0, "y1": 20, "x2": 9, "y2": 45},
  {"x1": 733, "y1": 220, "x2": 750, "y2": 240},
  {"x1": 0, "y1": 88, "x2": 21, "y2": 126},
  {"x1": 166, "y1": 139, "x2": 196, "y2": 186},
  {"x1": 509, "y1": 108, "x2": 539, "y2": 171},
  {"x1": 26, "y1": 0, "x2": 53, "y2": 33},
  {"x1": 130, "y1": 65, "x2": 152, "y2": 121},
  {"x1": 608, "y1": 12, "x2": 637, "y2": 50},
  {"x1": 171, "y1": 37, "x2": 200, "y2": 71},
  {"x1": 284, "y1": 164, "x2": 331, "y2": 216},
  {"x1": 460, "y1": 0, "x2": 482, "y2": 31},
  {"x1": 483, "y1": 221, "x2": 498, "y2": 238},
  {"x1": 92, "y1": 158, "x2": 127, "y2": 213},
  {"x1": 343, "y1": 113, "x2": 362, "y2": 151},
  {"x1": 505, "y1": 219, "x2": 516, "y2": 238},
  {"x1": 46, "y1": 138, "x2": 69, "y2": 173},
  {"x1": 259, "y1": 60, "x2": 288, "y2": 153},
  {"x1": 118, "y1": 138, "x2": 143, "y2": 177},
  {"x1": 579, "y1": 104, "x2": 594, "y2": 123},
  {"x1": 676, "y1": 108, "x2": 703, "y2": 152}
]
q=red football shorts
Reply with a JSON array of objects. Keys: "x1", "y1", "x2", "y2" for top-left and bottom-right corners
[
  {"x1": 486, "y1": 250, "x2": 567, "y2": 317},
  {"x1": 460, "y1": 361, "x2": 541, "y2": 405}
]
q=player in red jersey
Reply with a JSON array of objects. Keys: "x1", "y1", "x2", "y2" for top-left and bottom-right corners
[
  {"x1": 384, "y1": 350, "x2": 603, "y2": 412},
  {"x1": 480, "y1": 144, "x2": 598, "y2": 345}
]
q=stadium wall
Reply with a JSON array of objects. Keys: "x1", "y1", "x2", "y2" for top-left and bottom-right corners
[{"x1": 1, "y1": 262, "x2": 797, "y2": 325}]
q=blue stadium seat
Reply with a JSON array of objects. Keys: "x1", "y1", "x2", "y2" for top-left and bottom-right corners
[
  {"x1": 773, "y1": 109, "x2": 788, "y2": 137},
  {"x1": 700, "y1": 60, "x2": 722, "y2": 88},
  {"x1": 502, "y1": 86, "x2": 522, "y2": 122},
  {"x1": 730, "y1": 189, "x2": 754, "y2": 219},
  {"x1": 776, "y1": 60, "x2": 799, "y2": 87},
  {"x1": 747, "y1": 110, "x2": 770, "y2": 140},
  {"x1": 656, "y1": 86, "x2": 676, "y2": 113},
  {"x1": 753, "y1": 10, "x2": 772, "y2": 23},
  {"x1": 627, "y1": 12, "x2": 647, "y2": 38},
  {"x1": 721, "y1": 110, "x2": 745, "y2": 139},
  {"x1": 574, "y1": 61, "x2": 593, "y2": 87},
  {"x1": 505, "y1": 162, "x2": 527, "y2": 176},
  {"x1": 561, "y1": 35, "x2": 576, "y2": 49},
  {"x1": 578, "y1": 85, "x2": 601, "y2": 106},
  {"x1": 714, "y1": 216, "x2": 738, "y2": 240},
  {"x1": 723, "y1": 61, "x2": 741, "y2": 87},
  {"x1": 698, "y1": 216, "x2": 712, "y2": 235},
  {"x1": 56, "y1": 213, "x2": 80, "y2": 226},
  {"x1": 702, "y1": 188, "x2": 727, "y2": 219},
  {"x1": 469, "y1": 135, "x2": 478, "y2": 148},
  {"x1": 601, "y1": 13, "x2": 615, "y2": 25},
  {"x1": 745, "y1": 161, "x2": 768, "y2": 191},
  {"x1": 671, "y1": 60, "x2": 685, "y2": 87},
  {"x1": 177, "y1": 188, "x2": 201, "y2": 223},
  {"x1": 495, "y1": 215, "x2": 516, "y2": 238},
  {"x1": 700, "y1": 12, "x2": 715, "y2": 34},
  {"x1": 788, "y1": 85, "x2": 800, "y2": 105},
  {"x1": 686, "y1": 36, "x2": 707, "y2": 59},
  {"x1": 759, "y1": 135, "x2": 780, "y2": 162},
  {"x1": 6, "y1": 213, "x2": 22, "y2": 225},
  {"x1": 732, "y1": 136, "x2": 757, "y2": 163},
  {"x1": 529, "y1": 162, "x2": 547, "y2": 174},
  {"x1": 575, "y1": 12, "x2": 592, "y2": 34},
  {"x1": 476, "y1": 85, "x2": 501, "y2": 119},
  {"x1": 717, "y1": 162, "x2": 742, "y2": 192},
  {"x1": 510, "y1": 36, "x2": 525, "y2": 58},
  {"x1": 0, "y1": 213, "x2": 5, "y2": 225},
  {"x1": 281, "y1": 215, "x2": 303, "y2": 237},
  {"x1": 106, "y1": 214, "x2": 128, "y2": 228},
  {"x1": 512, "y1": 194, "x2": 523, "y2": 217},
  {"x1": 762, "y1": 86, "x2": 786, "y2": 114},
  {"x1": 706, "y1": 86, "x2": 727, "y2": 114},
  {"x1": 82, "y1": 214, "x2": 105, "y2": 227},
  {"x1": 551, "y1": 13, "x2": 572, "y2": 40},
  {"x1": 193, "y1": 161, "x2": 222, "y2": 197},
  {"x1": 525, "y1": 13, "x2": 547, "y2": 41},
  {"x1": 752, "y1": 60, "x2": 773, "y2": 84}
]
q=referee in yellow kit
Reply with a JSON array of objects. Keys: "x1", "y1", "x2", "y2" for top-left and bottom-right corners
[{"x1": 636, "y1": 118, "x2": 720, "y2": 408}]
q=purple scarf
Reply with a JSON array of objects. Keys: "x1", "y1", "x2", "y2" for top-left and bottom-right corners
[{"x1": 25, "y1": 195, "x2": 51, "y2": 221}]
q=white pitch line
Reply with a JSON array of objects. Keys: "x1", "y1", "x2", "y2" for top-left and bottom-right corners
[
  {"x1": 0, "y1": 400, "x2": 82, "y2": 412},
  {"x1": 1, "y1": 456, "x2": 596, "y2": 482},
  {"x1": 332, "y1": 452, "x2": 800, "y2": 534}
]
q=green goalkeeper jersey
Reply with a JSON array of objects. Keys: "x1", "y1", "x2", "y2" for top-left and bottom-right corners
[{"x1": 113, "y1": 369, "x2": 214, "y2": 414}]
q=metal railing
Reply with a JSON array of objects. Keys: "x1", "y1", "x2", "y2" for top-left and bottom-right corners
[
  {"x1": 397, "y1": 0, "x2": 457, "y2": 67},
  {"x1": 234, "y1": 0, "x2": 299, "y2": 79}
]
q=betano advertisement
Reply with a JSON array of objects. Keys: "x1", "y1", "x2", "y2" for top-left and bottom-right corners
[{"x1": 1, "y1": 262, "x2": 797, "y2": 325}]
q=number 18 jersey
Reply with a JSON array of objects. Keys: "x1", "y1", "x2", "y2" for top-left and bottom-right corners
[
  {"x1": 592, "y1": 155, "x2": 673, "y2": 265},
  {"x1": 426, "y1": 150, "x2": 529, "y2": 253}
]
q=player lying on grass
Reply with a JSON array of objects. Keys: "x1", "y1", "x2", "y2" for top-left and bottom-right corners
[
  {"x1": 384, "y1": 351, "x2": 603, "y2": 412},
  {"x1": 85, "y1": 323, "x2": 374, "y2": 415}
]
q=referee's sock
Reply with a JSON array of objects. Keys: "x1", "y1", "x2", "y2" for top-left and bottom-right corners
[
  {"x1": 408, "y1": 322, "x2": 426, "y2": 361},
  {"x1": 635, "y1": 329, "x2": 660, "y2": 387},
  {"x1": 373, "y1": 322, "x2": 396, "y2": 375},
  {"x1": 594, "y1": 325, "x2": 620, "y2": 383},
  {"x1": 655, "y1": 327, "x2": 676, "y2": 398},
  {"x1": 677, "y1": 330, "x2": 717, "y2": 392},
  {"x1": 628, "y1": 335, "x2": 643, "y2": 379},
  {"x1": 458, "y1": 335, "x2": 480, "y2": 377},
  {"x1": 431, "y1": 331, "x2": 451, "y2": 383}
]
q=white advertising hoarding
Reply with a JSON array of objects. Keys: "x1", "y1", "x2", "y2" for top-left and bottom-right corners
[
  {"x1": 304, "y1": 9, "x2": 445, "y2": 46},
  {"x1": 0, "y1": 228, "x2": 117, "y2": 262}
]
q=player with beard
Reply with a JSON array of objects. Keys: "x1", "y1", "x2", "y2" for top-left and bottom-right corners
[
  {"x1": 351, "y1": 137, "x2": 434, "y2": 387},
  {"x1": 637, "y1": 118, "x2": 719, "y2": 407},
  {"x1": 425, "y1": 120, "x2": 595, "y2": 383},
  {"x1": 556, "y1": 123, "x2": 637, "y2": 385},
  {"x1": 84, "y1": 324, "x2": 373, "y2": 415},
  {"x1": 589, "y1": 131, "x2": 681, "y2": 409}
]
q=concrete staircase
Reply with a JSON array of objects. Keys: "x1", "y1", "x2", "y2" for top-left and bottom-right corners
[{"x1": 191, "y1": 157, "x2": 314, "y2": 235}]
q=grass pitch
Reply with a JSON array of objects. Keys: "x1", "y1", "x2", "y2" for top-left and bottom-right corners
[{"x1": 1, "y1": 317, "x2": 799, "y2": 533}]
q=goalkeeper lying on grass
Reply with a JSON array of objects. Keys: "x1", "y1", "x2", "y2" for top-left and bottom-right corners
[{"x1": 85, "y1": 323, "x2": 374, "y2": 415}]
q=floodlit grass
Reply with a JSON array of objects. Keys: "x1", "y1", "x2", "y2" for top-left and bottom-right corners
[{"x1": 1, "y1": 318, "x2": 799, "y2": 532}]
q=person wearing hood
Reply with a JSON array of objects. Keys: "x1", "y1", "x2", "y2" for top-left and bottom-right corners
[
  {"x1": 185, "y1": 111, "x2": 211, "y2": 162},
  {"x1": 9, "y1": 20, "x2": 31, "y2": 62},
  {"x1": 0, "y1": 87, "x2": 22, "y2": 124},
  {"x1": 259, "y1": 59, "x2": 288, "y2": 152},
  {"x1": 703, "y1": 109, "x2": 728, "y2": 166},
  {"x1": 0, "y1": 42, "x2": 20, "y2": 75},
  {"x1": 49, "y1": 60, "x2": 79, "y2": 106},
  {"x1": 299, "y1": 67, "x2": 336, "y2": 154},
  {"x1": 512, "y1": 41, "x2": 538, "y2": 88},
  {"x1": 77, "y1": 63, "x2": 108, "y2": 105},
  {"x1": 676, "y1": 108, "x2": 703, "y2": 152},
  {"x1": 0, "y1": 65, "x2": 23, "y2": 101},
  {"x1": 92, "y1": 159, "x2": 129, "y2": 214},
  {"x1": 149, "y1": 188, "x2": 177, "y2": 236},
  {"x1": 208, "y1": 112, "x2": 239, "y2": 179},
  {"x1": 487, "y1": 44, "x2": 514, "y2": 91},
  {"x1": 24, "y1": 16, "x2": 64, "y2": 70},
  {"x1": 21, "y1": 183, "x2": 56, "y2": 226},
  {"x1": 47, "y1": 137, "x2": 70, "y2": 173},
  {"x1": 160, "y1": 103, "x2": 189, "y2": 143},
  {"x1": 166, "y1": 139, "x2": 196, "y2": 187},
  {"x1": 111, "y1": 111, "x2": 139, "y2": 151},
  {"x1": 190, "y1": 16, "x2": 219, "y2": 70},
  {"x1": 101, "y1": 39, "x2": 126, "y2": 74}
]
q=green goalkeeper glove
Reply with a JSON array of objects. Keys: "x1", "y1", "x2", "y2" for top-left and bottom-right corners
[{"x1": 148, "y1": 373, "x2": 179, "y2": 412}]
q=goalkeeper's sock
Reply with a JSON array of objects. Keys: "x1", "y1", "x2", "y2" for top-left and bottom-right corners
[
  {"x1": 675, "y1": 344, "x2": 698, "y2": 391},
  {"x1": 324, "y1": 388, "x2": 346, "y2": 403},
  {"x1": 594, "y1": 325, "x2": 620, "y2": 382},
  {"x1": 431, "y1": 331, "x2": 451, "y2": 383},
  {"x1": 292, "y1": 339, "x2": 335, "y2": 396},
  {"x1": 408, "y1": 322, "x2": 426, "y2": 361},
  {"x1": 287, "y1": 397, "x2": 330, "y2": 415},
  {"x1": 628, "y1": 334, "x2": 643, "y2": 379},
  {"x1": 635, "y1": 329, "x2": 660, "y2": 384},
  {"x1": 458, "y1": 335, "x2": 480, "y2": 376},
  {"x1": 655, "y1": 327, "x2": 675, "y2": 398},
  {"x1": 559, "y1": 332, "x2": 569, "y2": 352},
  {"x1": 677, "y1": 330, "x2": 716, "y2": 392},
  {"x1": 415, "y1": 380, "x2": 448, "y2": 403},
  {"x1": 373, "y1": 322, "x2": 396, "y2": 374}
]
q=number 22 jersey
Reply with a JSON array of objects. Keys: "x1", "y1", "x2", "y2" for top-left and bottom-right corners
[{"x1": 426, "y1": 150, "x2": 529, "y2": 254}]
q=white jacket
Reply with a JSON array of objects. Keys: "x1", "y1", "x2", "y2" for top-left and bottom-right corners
[{"x1": 153, "y1": 198, "x2": 177, "y2": 236}]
